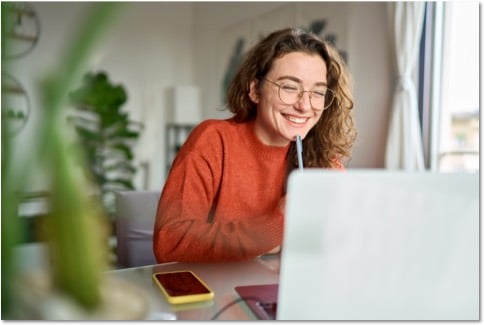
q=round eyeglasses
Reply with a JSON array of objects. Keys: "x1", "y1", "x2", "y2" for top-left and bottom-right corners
[{"x1": 263, "y1": 78, "x2": 335, "y2": 110}]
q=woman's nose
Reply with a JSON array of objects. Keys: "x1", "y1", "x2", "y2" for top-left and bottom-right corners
[{"x1": 295, "y1": 91, "x2": 312, "y2": 111}]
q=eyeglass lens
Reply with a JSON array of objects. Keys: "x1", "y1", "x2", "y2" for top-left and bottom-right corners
[
  {"x1": 280, "y1": 82, "x2": 333, "y2": 110},
  {"x1": 266, "y1": 79, "x2": 334, "y2": 110}
]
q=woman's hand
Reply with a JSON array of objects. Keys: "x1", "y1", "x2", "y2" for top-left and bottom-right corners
[{"x1": 266, "y1": 245, "x2": 281, "y2": 255}]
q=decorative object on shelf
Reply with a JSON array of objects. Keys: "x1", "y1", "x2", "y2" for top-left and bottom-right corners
[
  {"x1": 164, "y1": 86, "x2": 199, "y2": 177},
  {"x1": 1, "y1": 72, "x2": 31, "y2": 137},
  {"x1": 2, "y1": 2, "x2": 41, "y2": 59},
  {"x1": 165, "y1": 123, "x2": 195, "y2": 175},
  {"x1": 68, "y1": 71, "x2": 144, "y2": 217}
]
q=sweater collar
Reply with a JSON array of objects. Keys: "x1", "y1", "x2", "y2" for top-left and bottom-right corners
[{"x1": 242, "y1": 119, "x2": 290, "y2": 160}]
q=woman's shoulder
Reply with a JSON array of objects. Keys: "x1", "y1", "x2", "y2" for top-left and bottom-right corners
[
  {"x1": 189, "y1": 117, "x2": 242, "y2": 139},
  {"x1": 194, "y1": 117, "x2": 238, "y2": 132},
  {"x1": 180, "y1": 117, "x2": 240, "y2": 147}
]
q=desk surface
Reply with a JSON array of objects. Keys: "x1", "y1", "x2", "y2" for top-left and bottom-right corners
[{"x1": 107, "y1": 255, "x2": 280, "y2": 320}]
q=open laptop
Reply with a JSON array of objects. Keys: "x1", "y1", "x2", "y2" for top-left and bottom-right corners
[{"x1": 235, "y1": 169, "x2": 479, "y2": 320}]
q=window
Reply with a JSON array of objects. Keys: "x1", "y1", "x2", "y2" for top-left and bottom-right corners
[{"x1": 420, "y1": 2, "x2": 479, "y2": 172}]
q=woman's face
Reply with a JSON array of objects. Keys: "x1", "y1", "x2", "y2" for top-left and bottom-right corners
[{"x1": 250, "y1": 51, "x2": 328, "y2": 147}]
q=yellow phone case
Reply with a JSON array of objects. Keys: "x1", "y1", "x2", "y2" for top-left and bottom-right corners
[{"x1": 152, "y1": 270, "x2": 214, "y2": 304}]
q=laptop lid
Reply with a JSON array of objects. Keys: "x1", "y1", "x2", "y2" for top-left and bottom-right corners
[
  {"x1": 234, "y1": 284, "x2": 278, "y2": 320},
  {"x1": 277, "y1": 169, "x2": 479, "y2": 320}
]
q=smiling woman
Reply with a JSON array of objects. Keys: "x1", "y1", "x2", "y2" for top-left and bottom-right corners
[
  {"x1": 250, "y1": 52, "x2": 330, "y2": 147},
  {"x1": 153, "y1": 28, "x2": 356, "y2": 264}
]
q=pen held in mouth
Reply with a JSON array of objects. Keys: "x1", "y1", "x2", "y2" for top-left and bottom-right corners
[{"x1": 296, "y1": 135, "x2": 303, "y2": 171}]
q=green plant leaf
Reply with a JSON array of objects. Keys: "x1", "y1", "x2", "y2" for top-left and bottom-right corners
[
  {"x1": 69, "y1": 70, "x2": 142, "y2": 218},
  {"x1": 104, "y1": 161, "x2": 136, "y2": 174},
  {"x1": 102, "y1": 179, "x2": 135, "y2": 190}
]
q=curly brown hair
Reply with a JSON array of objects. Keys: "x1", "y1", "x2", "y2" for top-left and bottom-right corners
[{"x1": 227, "y1": 28, "x2": 356, "y2": 174}]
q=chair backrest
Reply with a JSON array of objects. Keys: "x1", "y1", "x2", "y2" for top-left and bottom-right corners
[{"x1": 114, "y1": 190, "x2": 160, "y2": 268}]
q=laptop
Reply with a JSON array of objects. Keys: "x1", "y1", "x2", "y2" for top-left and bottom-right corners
[{"x1": 235, "y1": 169, "x2": 479, "y2": 320}]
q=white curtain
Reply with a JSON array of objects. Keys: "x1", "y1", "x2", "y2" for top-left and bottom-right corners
[{"x1": 385, "y1": 2, "x2": 426, "y2": 170}]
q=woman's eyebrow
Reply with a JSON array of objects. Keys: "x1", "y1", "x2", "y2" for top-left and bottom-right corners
[{"x1": 276, "y1": 75, "x2": 328, "y2": 87}]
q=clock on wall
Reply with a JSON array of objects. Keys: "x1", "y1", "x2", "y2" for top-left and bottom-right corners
[
  {"x1": 2, "y1": 2, "x2": 39, "y2": 137},
  {"x1": 3, "y1": 2, "x2": 41, "y2": 59},
  {"x1": 1, "y1": 73, "x2": 31, "y2": 137}
]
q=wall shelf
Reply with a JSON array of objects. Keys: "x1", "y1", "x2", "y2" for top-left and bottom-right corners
[{"x1": 165, "y1": 123, "x2": 196, "y2": 176}]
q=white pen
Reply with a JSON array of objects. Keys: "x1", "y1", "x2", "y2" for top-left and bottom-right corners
[{"x1": 296, "y1": 135, "x2": 303, "y2": 171}]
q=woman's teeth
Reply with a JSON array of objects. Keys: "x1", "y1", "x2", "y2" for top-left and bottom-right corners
[{"x1": 284, "y1": 115, "x2": 307, "y2": 124}]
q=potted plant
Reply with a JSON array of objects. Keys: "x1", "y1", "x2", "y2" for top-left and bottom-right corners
[{"x1": 68, "y1": 71, "x2": 143, "y2": 216}]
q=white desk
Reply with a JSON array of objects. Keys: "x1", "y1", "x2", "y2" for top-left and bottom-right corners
[{"x1": 107, "y1": 255, "x2": 280, "y2": 320}]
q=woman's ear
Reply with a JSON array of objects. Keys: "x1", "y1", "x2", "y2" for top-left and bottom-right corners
[{"x1": 248, "y1": 80, "x2": 260, "y2": 104}]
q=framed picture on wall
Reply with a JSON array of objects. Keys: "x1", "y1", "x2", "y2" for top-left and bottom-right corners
[
  {"x1": 294, "y1": 2, "x2": 349, "y2": 63},
  {"x1": 215, "y1": 20, "x2": 252, "y2": 111}
]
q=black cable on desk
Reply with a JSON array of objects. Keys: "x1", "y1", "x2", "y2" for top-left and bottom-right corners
[{"x1": 210, "y1": 296, "x2": 262, "y2": 320}]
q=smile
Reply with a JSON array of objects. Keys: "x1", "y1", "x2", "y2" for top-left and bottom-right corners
[{"x1": 283, "y1": 114, "x2": 309, "y2": 125}]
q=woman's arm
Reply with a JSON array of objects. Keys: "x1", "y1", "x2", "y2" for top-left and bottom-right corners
[
  {"x1": 153, "y1": 152, "x2": 284, "y2": 263},
  {"x1": 153, "y1": 122, "x2": 285, "y2": 263}
]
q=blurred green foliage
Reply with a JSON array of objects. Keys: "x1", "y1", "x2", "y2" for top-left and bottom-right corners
[
  {"x1": 2, "y1": 2, "x2": 124, "y2": 318},
  {"x1": 68, "y1": 71, "x2": 142, "y2": 216}
]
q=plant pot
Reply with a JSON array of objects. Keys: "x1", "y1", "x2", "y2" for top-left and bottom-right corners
[{"x1": 11, "y1": 269, "x2": 149, "y2": 320}]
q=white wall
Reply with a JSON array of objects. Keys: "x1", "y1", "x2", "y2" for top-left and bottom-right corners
[
  {"x1": 346, "y1": 2, "x2": 393, "y2": 168},
  {"x1": 8, "y1": 2, "x2": 393, "y2": 194}
]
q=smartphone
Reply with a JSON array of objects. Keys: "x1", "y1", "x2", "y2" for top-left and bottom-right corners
[{"x1": 152, "y1": 270, "x2": 214, "y2": 304}]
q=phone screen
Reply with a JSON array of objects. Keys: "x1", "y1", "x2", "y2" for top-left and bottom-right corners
[{"x1": 154, "y1": 271, "x2": 211, "y2": 297}]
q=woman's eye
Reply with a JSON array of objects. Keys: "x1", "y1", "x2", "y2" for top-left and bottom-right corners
[
  {"x1": 280, "y1": 84, "x2": 299, "y2": 93},
  {"x1": 312, "y1": 90, "x2": 326, "y2": 98}
]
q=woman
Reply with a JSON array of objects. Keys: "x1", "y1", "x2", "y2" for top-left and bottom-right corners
[{"x1": 153, "y1": 28, "x2": 356, "y2": 263}]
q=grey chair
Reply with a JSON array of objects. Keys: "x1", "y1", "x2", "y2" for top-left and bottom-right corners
[{"x1": 114, "y1": 190, "x2": 160, "y2": 268}]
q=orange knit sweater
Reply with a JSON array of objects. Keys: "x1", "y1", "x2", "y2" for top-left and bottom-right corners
[{"x1": 153, "y1": 118, "x2": 290, "y2": 263}]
